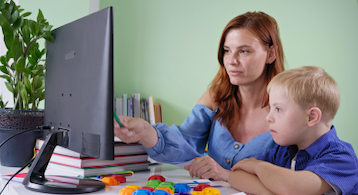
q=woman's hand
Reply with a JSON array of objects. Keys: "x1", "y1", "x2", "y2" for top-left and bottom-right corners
[
  {"x1": 114, "y1": 116, "x2": 158, "y2": 148},
  {"x1": 184, "y1": 155, "x2": 231, "y2": 181}
]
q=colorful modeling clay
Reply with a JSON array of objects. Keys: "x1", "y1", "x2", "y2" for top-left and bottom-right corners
[
  {"x1": 193, "y1": 183, "x2": 211, "y2": 191},
  {"x1": 173, "y1": 183, "x2": 190, "y2": 193},
  {"x1": 148, "y1": 175, "x2": 166, "y2": 182},
  {"x1": 202, "y1": 187, "x2": 220, "y2": 195},
  {"x1": 101, "y1": 176, "x2": 120, "y2": 186}
]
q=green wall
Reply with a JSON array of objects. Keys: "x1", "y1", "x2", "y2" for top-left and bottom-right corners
[
  {"x1": 20, "y1": 0, "x2": 90, "y2": 29},
  {"x1": 19, "y1": 0, "x2": 358, "y2": 152},
  {"x1": 100, "y1": 0, "x2": 358, "y2": 152},
  {"x1": 19, "y1": 0, "x2": 91, "y2": 109}
]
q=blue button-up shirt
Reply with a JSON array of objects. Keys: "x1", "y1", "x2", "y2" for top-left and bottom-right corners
[
  {"x1": 145, "y1": 104, "x2": 276, "y2": 170},
  {"x1": 258, "y1": 126, "x2": 358, "y2": 195}
]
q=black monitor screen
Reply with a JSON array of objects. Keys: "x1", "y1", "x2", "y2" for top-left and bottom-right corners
[
  {"x1": 44, "y1": 6, "x2": 114, "y2": 161},
  {"x1": 22, "y1": 7, "x2": 114, "y2": 194}
]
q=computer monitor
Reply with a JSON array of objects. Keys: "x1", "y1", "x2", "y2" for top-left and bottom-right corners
[{"x1": 22, "y1": 6, "x2": 114, "y2": 193}]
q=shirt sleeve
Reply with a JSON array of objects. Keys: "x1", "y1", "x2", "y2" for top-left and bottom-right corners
[
  {"x1": 144, "y1": 104, "x2": 215, "y2": 164},
  {"x1": 305, "y1": 142, "x2": 358, "y2": 195}
]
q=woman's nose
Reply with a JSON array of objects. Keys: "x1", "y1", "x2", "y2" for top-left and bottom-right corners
[{"x1": 228, "y1": 54, "x2": 239, "y2": 65}]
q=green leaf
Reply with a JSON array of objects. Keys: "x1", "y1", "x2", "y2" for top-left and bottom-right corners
[
  {"x1": 27, "y1": 20, "x2": 37, "y2": 37},
  {"x1": 15, "y1": 57, "x2": 25, "y2": 73},
  {"x1": 0, "y1": 1, "x2": 5, "y2": 9},
  {"x1": 33, "y1": 75, "x2": 42, "y2": 89},
  {"x1": 2, "y1": 10, "x2": 11, "y2": 22},
  {"x1": 27, "y1": 41, "x2": 39, "y2": 56},
  {"x1": 12, "y1": 16, "x2": 23, "y2": 30},
  {"x1": 0, "y1": 14, "x2": 7, "y2": 26},
  {"x1": 35, "y1": 88, "x2": 45, "y2": 101},
  {"x1": 0, "y1": 75, "x2": 11, "y2": 83},
  {"x1": 37, "y1": 9, "x2": 44, "y2": 23},
  {"x1": 32, "y1": 65, "x2": 44, "y2": 76},
  {"x1": 3, "y1": 28, "x2": 14, "y2": 51},
  {"x1": 6, "y1": 34, "x2": 23, "y2": 61},
  {"x1": 19, "y1": 81, "x2": 28, "y2": 105},
  {"x1": 22, "y1": 24, "x2": 31, "y2": 44},
  {"x1": 21, "y1": 12, "x2": 31, "y2": 18},
  {"x1": 23, "y1": 76, "x2": 32, "y2": 94},
  {"x1": 22, "y1": 67, "x2": 32, "y2": 75},
  {"x1": 0, "y1": 56, "x2": 8, "y2": 65},
  {"x1": 5, "y1": 82, "x2": 13, "y2": 93},
  {"x1": 42, "y1": 31, "x2": 53, "y2": 43},
  {"x1": 10, "y1": 9, "x2": 18, "y2": 24},
  {"x1": 9, "y1": 0, "x2": 16, "y2": 14},
  {"x1": 0, "y1": 65, "x2": 9, "y2": 75}
]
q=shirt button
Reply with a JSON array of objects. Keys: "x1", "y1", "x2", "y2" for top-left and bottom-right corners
[
  {"x1": 226, "y1": 159, "x2": 230, "y2": 164},
  {"x1": 234, "y1": 144, "x2": 239, "y2": 149}
]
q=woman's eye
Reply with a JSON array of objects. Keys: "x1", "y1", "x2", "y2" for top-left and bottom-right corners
[
  {"x1": 240, "y1": 50, "x2": 249, "y2": 54},
  {"x1": 276, "y1": 107, "x2": 281, "y2": 112},
  {"x1": 224, "y1": 49, "x2": 229, "y2": 53}
]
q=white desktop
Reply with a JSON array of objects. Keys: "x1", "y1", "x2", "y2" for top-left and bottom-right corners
[{"x1": 0, "y1": 163, "x2": 243, "y2": 195}]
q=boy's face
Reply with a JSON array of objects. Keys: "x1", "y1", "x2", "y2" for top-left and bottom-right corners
[{"x1": 266, "y1": 87, "x2": 310, "y2": 148}]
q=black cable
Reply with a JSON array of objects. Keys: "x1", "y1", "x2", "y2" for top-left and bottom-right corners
[
  {"x1": 0, "y1": 126, "x2": 51, "y2": 148},
  {"x1": 0, "y1": 158, "x2": 34, "y2": 195},
  {"x1": 0, "y1": 125, "x2": 51, "y2": 194}
]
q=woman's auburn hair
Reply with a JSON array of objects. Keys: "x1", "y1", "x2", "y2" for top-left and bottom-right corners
[{"x1": 209, "y1": 12, "x2": 285, "y2": 132}]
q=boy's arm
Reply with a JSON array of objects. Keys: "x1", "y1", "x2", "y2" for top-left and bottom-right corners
[
  {"x1": 228, "y1": 169, "x2": 275, "y2": 195},
  {"x1": 235, "y1": 157, "x2": 332, "y2": 195}
]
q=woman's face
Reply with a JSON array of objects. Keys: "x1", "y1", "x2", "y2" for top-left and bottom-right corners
[{"x1": 223, "y1": 28, "x2": 269, "y2": 87}]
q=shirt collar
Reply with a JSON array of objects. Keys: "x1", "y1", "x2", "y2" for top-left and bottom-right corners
[{"x1": 303, "y1": 125, "x2": 337, "y2": 157}]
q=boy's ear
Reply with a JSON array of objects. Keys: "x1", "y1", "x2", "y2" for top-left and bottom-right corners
[
  {"x1": 307, "y1": 107, "x2": 322, "y2": 127},
  {"x1": 266, "y1": 45, "x2": 276, "y2": 64}
]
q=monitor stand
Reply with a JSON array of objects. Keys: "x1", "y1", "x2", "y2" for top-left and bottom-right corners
[{"x1": 22, "y1": 130, "x2": 105, "y2": 194}]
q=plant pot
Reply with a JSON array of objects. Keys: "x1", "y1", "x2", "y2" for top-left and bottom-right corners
[{"x1": 0, "y1": 109, "x2": 47, "y2": 167}]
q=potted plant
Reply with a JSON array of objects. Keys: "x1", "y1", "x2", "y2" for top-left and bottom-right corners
[{"x1": 0, "y1": 0, "x2": 53, "y2": 167}]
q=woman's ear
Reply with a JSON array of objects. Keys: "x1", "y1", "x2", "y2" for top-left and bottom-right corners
[
  {"x1": 307, "y1": 107, "x2": 322, "y2": 127},
  {"x1": 266, "y1": 45, "x2": 276, "y2": 64}
]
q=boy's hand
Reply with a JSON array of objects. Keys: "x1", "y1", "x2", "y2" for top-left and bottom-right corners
[{"x1": 231, "y1": 157, "x2": 261, "y2": 174}]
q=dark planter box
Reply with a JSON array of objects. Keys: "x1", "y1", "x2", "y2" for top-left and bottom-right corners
[{"x1": 0, "y1": 109, "x2": 47, "y2": 167}]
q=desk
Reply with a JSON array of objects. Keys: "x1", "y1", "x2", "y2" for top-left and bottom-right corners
[{"x1": 0, "y1": 164, "x2": 242, "y2": 195}]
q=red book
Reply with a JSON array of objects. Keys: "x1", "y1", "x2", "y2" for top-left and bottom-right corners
[{"x1": 36, "y1": 150, "x2": 148, "y2": 168}]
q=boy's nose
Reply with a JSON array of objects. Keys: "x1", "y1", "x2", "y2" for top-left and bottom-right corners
[{"x1": 266, "y1": 113, "x2": 273, "y2": 123}]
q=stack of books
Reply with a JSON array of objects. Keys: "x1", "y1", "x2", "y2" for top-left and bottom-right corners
[
  {"x1": 115, "y1": 94, "x2": 162, "y2": 124},
  {"x1": 36, "y1": 139, "x2": 150, "y2": 177}
]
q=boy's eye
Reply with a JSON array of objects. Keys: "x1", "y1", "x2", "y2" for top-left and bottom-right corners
[{"x1": 276, "y1": 107, "x2": 281, "y2": 112}]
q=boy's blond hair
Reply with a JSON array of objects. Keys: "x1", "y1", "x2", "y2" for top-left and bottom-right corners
[{"x1": 267, "y1": 66, "x2": 340, "y2": 121}]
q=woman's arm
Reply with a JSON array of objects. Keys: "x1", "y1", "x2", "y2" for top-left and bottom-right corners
[{"x1": 114, "y1": 116, "x2": 158, "y2": 148}]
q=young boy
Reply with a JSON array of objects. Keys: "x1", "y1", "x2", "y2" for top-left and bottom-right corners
[{"x1": 228, "y1": 66, "x2": 358, "y2": 195}]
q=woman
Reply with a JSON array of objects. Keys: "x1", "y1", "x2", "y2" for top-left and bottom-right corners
[{"x1": 114, "y1": 11, "x2": 285, "y2": 181}]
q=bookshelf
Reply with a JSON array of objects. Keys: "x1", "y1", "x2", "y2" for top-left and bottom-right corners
[{"x1": 115, "y1": 93, "x2": 162, "y2": 125}]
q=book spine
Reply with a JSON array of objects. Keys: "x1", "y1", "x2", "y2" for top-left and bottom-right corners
[
  {"x1": 116, "y1": 97, "x2": 123, "y2": 116},
  {"x1": 148, "y1": 95, "x2": 155, "y2": 125},
  {"x1": 123, "y1": 93, "x2": 128, "y2": 116},
  {"x1": 154, "y1": 103, "x2": 162, "y2": 123},
  {"x1": 128, "y1": 97, "x2": 133, "y2": 117},
  {"x1": 132, "y1": 93, "x2": 141, "y2": 118},
  {"x1": 144, "y1": 99, "x2": 149, "y2": 123},
  {"x1": 140, "y1": 98, "x2": 146, "y2": 120}
]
